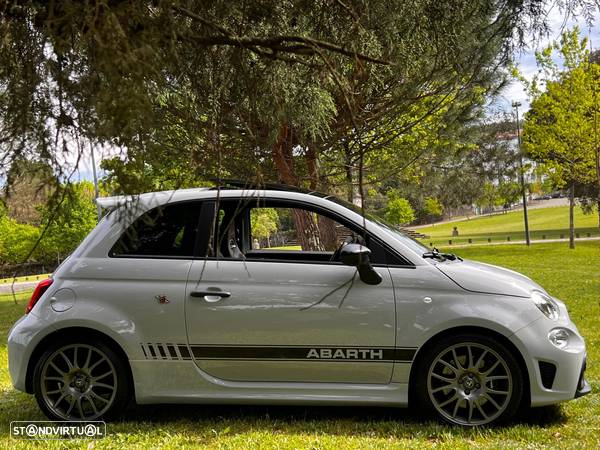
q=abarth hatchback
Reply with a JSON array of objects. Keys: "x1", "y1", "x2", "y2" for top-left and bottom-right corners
[{"x1": 8, "y1": 183, "x2": 590, "y2": 426}]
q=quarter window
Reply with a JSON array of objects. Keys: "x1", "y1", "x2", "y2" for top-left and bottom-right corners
[{"x1": 111, "y1": 202, "x2": 202, "y2": 257}]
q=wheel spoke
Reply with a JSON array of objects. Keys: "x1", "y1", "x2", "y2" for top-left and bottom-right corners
[
  {"x1": 467, "y1": 398, "x2": 474, "y2": 423},
  {"x1": 483, "y1": 359, "x2": 500, "y2": 376},
  {"x1": 53, "y1": 392, "x2": 67, "y2": 408},
  {"x1": 91, "y1": 381, "x2": 115, "y2": 391},
  {"x1": 92, "y1": 370, "x2": 114, "y2": 382},
  {"x1": 475, "y1": 399, "x2": 488, "y2": 419},
  {"x1": 59, "y1": 351, "x2": 73, "y2": 370},
  {"x1": 452, "y1": 397, "x2": 462, "y2": 418},
  {"x1": 85, "y1": 395, "x2": 99, "y2": 415},
  {"x1": 76, "y1": 397, "x2": 84, "y2": 419},
  {"x1": 451, "y1": 349, "x2": 463, "y2": 370},
  {"x1": 467, "y1": 345, "x2": 474, "y2": 370},
  {"x1": 45, "y1": 389, "x2": 62, "y2": 395},
  {"x1": 432, "y1": 385, "x2": 456, "y2": 394},
  {"x1": 44, "y1": 376, "x2": 64, "y2": 382},
  {"x1": 90, "y1": 391, "x2": 110, "y2": 404},
  {"x1": 65, "y1": 396, "x2": 76, "y2": 416},
  {"x1": 475, "y1": 349, "x2": 488, "y2": 371},
  {"x1": 49, "y1": 362, "x2": 65, "y2": 376},
  {"x1": 83, "y1": 348, "x2": 92, "y2": 370},
  {"x1": 486, "y1": 388, "x2": 509, "y2": 395},
  {"x1": 73, "y1": 347, "x2": 79, "y2": 368},
  {"x1": 486, "y1": 375, "x2": 509, "y2": 381},
  {"x1": 432, "y1": 372, "x2": 455, "y2": 383},
  {"x1": 438, "y1": 394, "x2": 459, "y2": 408},
  {"x1": 89, "y1": 356, "x2": 107, "y2": 374},
  {"x1": 438, "y1": 359, "x2": 459, "y2": 375},
  {"x1": 483, "y1": 393, "x2": 502, "y2": 410}
]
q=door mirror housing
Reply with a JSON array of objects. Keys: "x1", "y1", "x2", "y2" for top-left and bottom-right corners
[{"x1": 339, "y1": 243, "x2": 382, "y2": 285}]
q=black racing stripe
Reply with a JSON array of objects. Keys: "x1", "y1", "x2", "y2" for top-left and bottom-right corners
[
  {"x1": 166, "y1": 344, "x2": 177, "y2": 359},
  {"x1": 394, "y1": 348, "x2": 417, "y2": 362},
  {"x1": 178, "y1": 345, "x2": 192, "y2": 359},
  {"x1": 189, "y1": 346, "x2": 417, "y2": 362}
]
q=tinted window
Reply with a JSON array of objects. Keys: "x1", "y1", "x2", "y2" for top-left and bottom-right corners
[{"x1": 111, "y1": 202, "x2": 202, "y2": 257}]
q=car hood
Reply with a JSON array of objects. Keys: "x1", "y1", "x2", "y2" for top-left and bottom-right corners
[{"x1": 435, "y1": 259, "x2": 544, "y2": 298}]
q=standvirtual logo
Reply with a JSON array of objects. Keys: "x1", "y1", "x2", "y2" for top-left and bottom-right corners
[{"x1": 10, "y1": 421, "x2": 106, "y2": 440}]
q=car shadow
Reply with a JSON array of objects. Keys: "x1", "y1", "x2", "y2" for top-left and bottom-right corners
[{"x1": 123, "y1": 402, "x2": 567, "y2": 429}]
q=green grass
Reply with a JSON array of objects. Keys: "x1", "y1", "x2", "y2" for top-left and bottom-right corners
[
  {"x1": 417, "y1": 206, "x2": 599, "y2": 246},
  {"x1": 1, "y1": 242, "x2": 599, "y2": 448}
]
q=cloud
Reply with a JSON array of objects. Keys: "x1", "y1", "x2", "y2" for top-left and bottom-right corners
[{"x1": 494, "y1": 8, "x2": 599, "y2": 113}]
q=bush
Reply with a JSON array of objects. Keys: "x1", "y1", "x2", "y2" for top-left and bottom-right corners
[
  {"x1": 384, "y1": 196, "x2": 415, "y2": 226},
  {"x1": 423, "y1": 197, "x2": 443, "y2": 222}
]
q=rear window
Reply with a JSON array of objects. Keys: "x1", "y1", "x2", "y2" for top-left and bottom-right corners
[{"x1": 111, "y1": 202, "x2": 202, "y2": 257}]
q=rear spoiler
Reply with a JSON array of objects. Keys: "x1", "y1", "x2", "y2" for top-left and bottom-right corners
[{"x1": 95, "y1": 195, "x2": 139, "y2": 210}]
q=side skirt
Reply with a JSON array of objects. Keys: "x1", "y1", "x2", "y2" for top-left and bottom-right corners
[{"x1": 131, "y1": 360, "x2": 409, "y2": 406}]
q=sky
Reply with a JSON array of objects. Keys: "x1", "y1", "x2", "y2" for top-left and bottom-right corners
[{"x1": 495, "y1": 7, "x2": 600, "y2": 113}]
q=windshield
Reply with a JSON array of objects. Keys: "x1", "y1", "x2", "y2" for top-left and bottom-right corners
[{"x1": 325, "y1": 195, "x2": 430, "y2": 255}]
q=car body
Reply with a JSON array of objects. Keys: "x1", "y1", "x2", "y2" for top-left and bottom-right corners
[{"x1": 8, "y1": 186, "x2": 590, "y2": 426}]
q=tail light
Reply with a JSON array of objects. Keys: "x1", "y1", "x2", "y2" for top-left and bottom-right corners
[{"x1": 25, "y1": 278, "x2": 53, "y2": 314}]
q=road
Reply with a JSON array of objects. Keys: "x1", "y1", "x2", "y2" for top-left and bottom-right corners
[{"x1": 0, "y1": 281, "x2": 38, "y2": 295}]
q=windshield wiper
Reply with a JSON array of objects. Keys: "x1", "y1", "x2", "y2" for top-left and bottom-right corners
[{"x1": 422, "y1": 248, "x2": 462, "y2": 262}]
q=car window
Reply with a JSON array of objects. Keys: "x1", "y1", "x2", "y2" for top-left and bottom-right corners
[
  {"x1": 111, "y1": 202, "x2": 203, "y2": 257},
  {"x1": 249, "y1": 206, "x2": 355, "y2": 253}
]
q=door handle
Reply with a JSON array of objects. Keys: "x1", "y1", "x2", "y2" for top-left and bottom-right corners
[{"x1": 190, "y1": 290, "x2": 231, "y2": 303}]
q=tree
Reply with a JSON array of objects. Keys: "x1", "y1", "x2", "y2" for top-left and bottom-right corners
[
  {"x1": 250, "y1": 208, "x2": 279, "y2": 247},
  {"x1": 1, "y1": 1, "x2": 594, "y2": 202},
  {"x1": 384, "y1": 194, "x2": 415, "y2": 226},
  {"x1": 521, "y1": 28, "x2": 600, "y2": 248},
  {"x1": 423, "y1": 197, "x2": 443, "y2": 223},
  {"x1": 37, "y1": 182, "x2": 98, "y2": 263}
]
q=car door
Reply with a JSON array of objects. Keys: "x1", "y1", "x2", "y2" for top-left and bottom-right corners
[{"x1": 184, "y1": 198, "x2": 398, "y2": 384}]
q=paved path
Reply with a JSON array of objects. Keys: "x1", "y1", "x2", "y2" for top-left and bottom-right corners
[
  {"x1": 0, "y1": 280, "x2": 38, "y2": 295},
  {"x1": 440, "y1": 236, "x2": 600, "y2": 248}
]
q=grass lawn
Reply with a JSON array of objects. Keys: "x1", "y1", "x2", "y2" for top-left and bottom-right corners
[
  {"x1": 0, "y1": 242, "x2": 599, "y2": 448},
  {"x1": 417, "y1": 205, "x2": 600, "y2": 246}
]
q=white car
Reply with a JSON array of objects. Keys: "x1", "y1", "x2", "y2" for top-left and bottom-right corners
[{"x1": 8, "y1": 184, "x2": 590, "y2": 426}]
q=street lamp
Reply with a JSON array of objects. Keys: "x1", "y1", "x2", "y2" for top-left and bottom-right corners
[
  {"x1": 90, "y1": 142, "x2": 102, "y2": 221},
  {"x1": 512, "y1": 101, "x2": 531, "y2": 246}
]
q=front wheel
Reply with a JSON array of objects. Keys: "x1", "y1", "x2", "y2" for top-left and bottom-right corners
[
  {"x1": 33, "y1": 339, "x2": 130, "y2": 421},
  {"x1": 414, "y1": 333, "x2": 524, "y2": 426}
]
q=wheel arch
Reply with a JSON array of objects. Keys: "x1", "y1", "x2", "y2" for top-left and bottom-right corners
[
  {"x1": 408, "y1": 325, "x2": 530, "y2": 408},
  {"x1": 25, "y1": 326, "x2": 134, "y2": 397}
]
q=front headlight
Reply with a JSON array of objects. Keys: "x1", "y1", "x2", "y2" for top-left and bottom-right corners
[{"x1": 531, "y1": 291, "x2": 559, "y2": 321}]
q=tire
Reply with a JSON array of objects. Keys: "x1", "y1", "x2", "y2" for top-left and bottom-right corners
[
  {"x1": 414, "y1": 333, "x2": 523, "y2": 426},
  {"x1": 33, "y1": 338, "x2": 130, "y2": 421}
]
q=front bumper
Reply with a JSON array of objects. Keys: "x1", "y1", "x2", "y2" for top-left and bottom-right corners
[
  {"x1": 511, "y1": 315, "x2": 589, "y2": 407},
  {"x1": 574, "y1": 357, "x2": 591, "y2": 398}
]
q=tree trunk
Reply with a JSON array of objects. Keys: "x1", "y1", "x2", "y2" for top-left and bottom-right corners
[
  {"x1": 271, "y1": 124, "x2": 324, "y2": 251},
  {"x1": 344, "y1": 140, "x2": 353, "y2": 203},
  {"x1": 569, "y1": 181, "x2": 575, "y2": 249}
]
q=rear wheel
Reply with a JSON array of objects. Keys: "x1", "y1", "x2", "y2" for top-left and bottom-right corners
[
  {"x1": 414, "y1": 333, "x2": 523, "y2": 426},
  {"x1": 33, "y1": 339, "x2": 130, "y2": 421}
]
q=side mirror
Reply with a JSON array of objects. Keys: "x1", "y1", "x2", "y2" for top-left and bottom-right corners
[{"x1": 339, "y1": 243, "x2": 382, "y2": 285}]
